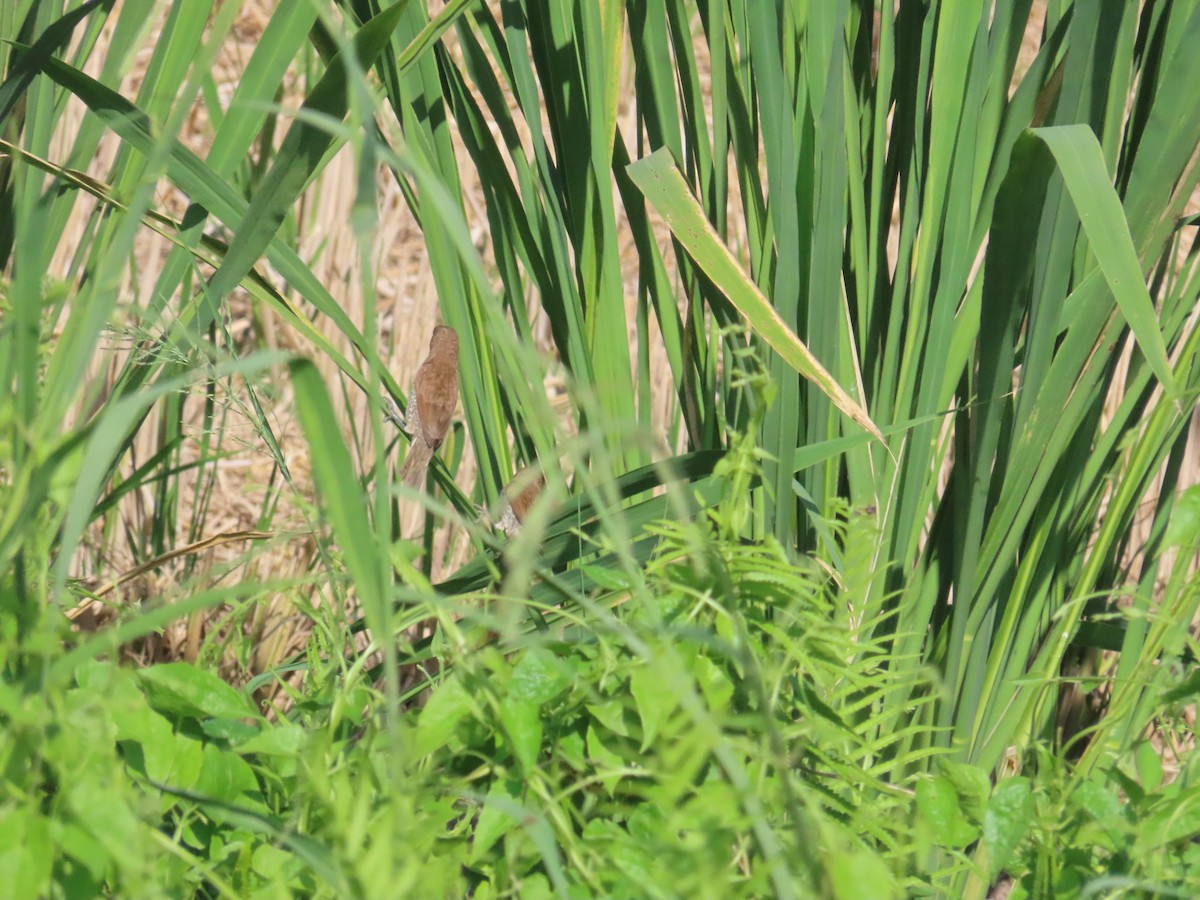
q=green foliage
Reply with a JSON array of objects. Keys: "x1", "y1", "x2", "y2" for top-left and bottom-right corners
[
  {"x1": 911, "y1": 742, "x2": 1200, "y2": 900},
  {"x1": 2, "y1": 0, "x2": 1200, "y2": 897},
  {"x1": 2, "y1": 408, "x2": 921, "y2": 897}
]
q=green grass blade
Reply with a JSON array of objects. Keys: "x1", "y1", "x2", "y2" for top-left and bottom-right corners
[
  {"x1": 289, "y1": 358, "x2": 391, "y2": 665},
  {"x1": 627, "y1": 147, "x2": 883, "y2": 443},
  {"x1": 205, "y1": 0, "x2": 413, "y2": 310},
  {"x1": 1033, "y1": 124, "x2": 1176, "y2": 393}
]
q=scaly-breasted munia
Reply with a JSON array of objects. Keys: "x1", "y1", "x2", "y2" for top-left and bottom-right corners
[
  {"x1": 495, "y1": 466, "x2": 546, "y2": 537},
  {"x1": 398, "y1": 325, "x2": 459, "y2": 488}
]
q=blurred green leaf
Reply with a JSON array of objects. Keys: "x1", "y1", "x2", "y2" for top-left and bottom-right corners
[
  {"x1": 0, "y1": 809, "x2": 53, "y2": 900},
  {"x1": 500, "y1": 699, "x2": 542, "y2": 773},
  {"x1": 829, "y1": 851, "x2": 897, "y2": 900},
  {"x1": 587, "y1": 723, "x2": 626, "y2": 795},
  {"x1": 137, "y1": 662, "x2": 256, "y2": 721},
  {"x1": 1072, "y1": 779, "x2": 1123, "y2": 830},
  {"x1": 201, "y1": 718, "x2": 261, "y2": 744},
  {"x1": 916, "y1": 776, "x2": 979, "y2": 849},
  {"x1": 65, "y1": 781, "x2": 144, "y2": 873},
  {"x1": 509, "y1": 648, "x2": 573, "y2": 706},
  {"x1": 1136, "y1": 741, "x2": 1165, "y2": 794},
  {"x1": 193, "y1": 743, "x2": 259, "y2": 805},
  {"x1": 1135, "y1": 785, "x2": 1200, "y2": 853},
  {"x1": 983, "y1": 778, "x2": 1033, "y2": 880},
  {"x1": 940, "y1": 760, "x2": 991, "y2": 825},
  {"x1": 1163, "y1": 485, "x2": 1200, "y2": 550},
  {"x1": 470, "y1": 781, "x2": 521, "y2": 864},
  {"x1": 630, "y1": 661, "x2": 676, "y2": 750},
  {"x1": 413, "y1": 674, "x2": 473, "y2": 758},
  {"x1": 238, "y1": 723, "x2": 308, "y2": 756}
]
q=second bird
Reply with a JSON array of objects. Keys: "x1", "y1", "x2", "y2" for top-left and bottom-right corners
[
  {"x1": 399, "y1": 325, "x2": 460, "y2": 488},
  {"x1": 496, "y1": 467, "x2": 545, "y2": 537}
]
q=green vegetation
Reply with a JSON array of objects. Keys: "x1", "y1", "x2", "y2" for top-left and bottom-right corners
[{"x1": 3, "y1": 0, "x2": 1200, "y2": 896}]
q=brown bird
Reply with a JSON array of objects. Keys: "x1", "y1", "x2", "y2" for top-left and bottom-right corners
[
  {"x1": 496, "y1": 466, "x2": 546, "y2": 537},
  {"x1": 398, "y1": 325, "x2": 460, "y2": 488}
]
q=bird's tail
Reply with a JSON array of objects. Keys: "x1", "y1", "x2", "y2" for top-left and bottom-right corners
[{"x1": 399, "y1": 439, "x2": 434, "y2": 488}]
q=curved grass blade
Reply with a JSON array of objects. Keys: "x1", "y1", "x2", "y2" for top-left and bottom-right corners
[
  {"x1": 1032, "y1": 124, "x2": 1176, "y2": 394},
  {"x1": 627, "y1": 147, "x2": 883, "y2": 443}
]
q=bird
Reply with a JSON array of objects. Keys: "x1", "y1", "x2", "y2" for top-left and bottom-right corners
[
  {"x1": 398, "y1": 325, "x2": 460, "y2": 489},
  {"x1": 495, "y1": 466, "x2": 546, "y2": 537}
]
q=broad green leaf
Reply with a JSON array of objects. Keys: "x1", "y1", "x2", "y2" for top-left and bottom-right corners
[
  {"x1": 604, "y1": 815, "x2": 659, "y2": 885},
  {"x1": 237, "y1": 723, "x2": 308, "y2": 756},
  {"x1": 630, "y1": 661, "x2": 676, "y2": 749},
  {"x1": 1072, "y1": 779, "x2": 1122, "y2": 829},
  {"x1": 916, "y1": 776, "x2": 979, "y2": 849},
  {"x1": 0, "y1": 809, "x2": 53, "y2": 900},
  {"x1": 830, "y1": 851, "x2": 897, "y2": 900},
  {"x1": 413, "y1": 674, "x2": 473, "y2": 758},
  {"x1": 137, "y1": 661, "x2": 255, "y2": 721},
  {"x1": 65, "y1": 781, "x2": 145, "y2": 872},
  {"x1": 587, "y1": 698, "x2": 632, "y2": 737},
  {"x1": 691, "y1": 656, "x2": 733, "y2": 712},
  {"x1": 1135, "y1": 786, "x2": 1200, "y2": 852},
  {"x1": 587, "y1": 723, "x2": 626, "y2": 795},
  {"x1": 60, "y1": 821, "x2": 108, "y2": 885},
  {"x1": 470, "y1": 781, "x2": 522, "y2": 864},
  {"x1": 500, "y1": 699, "x2": 542, "y2": 773},
  {"x1": 939, "y1": 760, "x2": 991, "y2": 825},
  {"x1": 193, "y1": 743, "x2": 259, "y2": 805},
  {"x1": 200, "y1": 718, "x2": 261, "y2": 744},
  {"x1": 509, "y1": 648, "x2": 573, "y2": 706},
  {"x1": 983, "y1": 778, "x2": 1033, "y2": 879}
]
